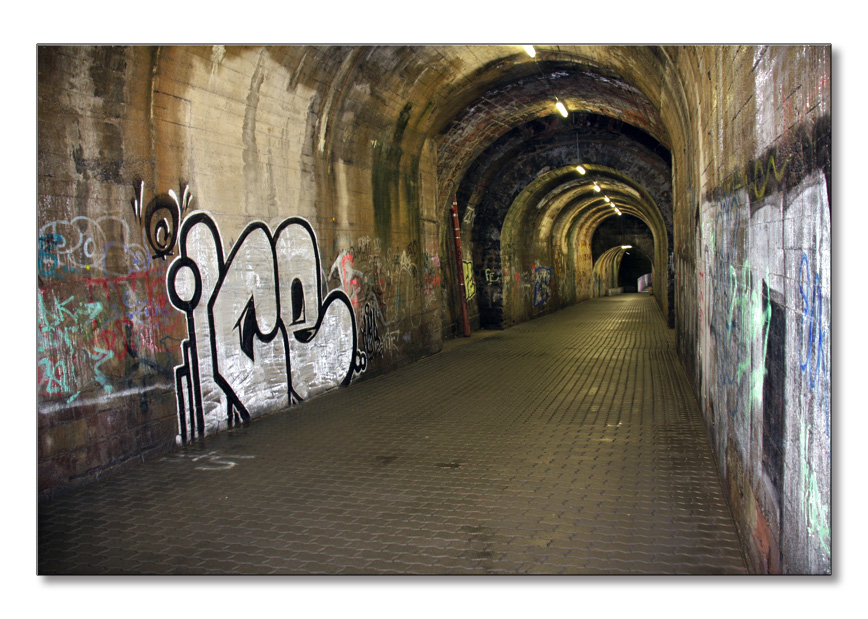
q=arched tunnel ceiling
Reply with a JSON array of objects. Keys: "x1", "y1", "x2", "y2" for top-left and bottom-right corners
[
  {"x1": 434, "y1": 56, "x2": 671, "y2": 206},
  {"x1": 456, "y1": 112, "x2": 672, "y2": 263},
  {"x1": 275, "y1": 44, "x2": 679, "y2": 246},
  {"x1": 404, "y1": 45, "x2": 678, "y2": 328}
]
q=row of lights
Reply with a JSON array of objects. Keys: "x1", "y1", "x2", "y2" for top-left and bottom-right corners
[
  {"x1": 523, "y1": 46, "x2": 622, "y2": 217},
  {"x1": 574, "y1": 164, "x2": 622, "y2": 216}
]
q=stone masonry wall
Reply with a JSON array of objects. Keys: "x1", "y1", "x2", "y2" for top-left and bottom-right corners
[{"x1": 670, "y1": 45, "x2": 831, "y2": 574}]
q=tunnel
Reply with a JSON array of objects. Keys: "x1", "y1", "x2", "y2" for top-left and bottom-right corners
[{"x1": 36, "y1": 44, "x2": 831, "y2": 576}]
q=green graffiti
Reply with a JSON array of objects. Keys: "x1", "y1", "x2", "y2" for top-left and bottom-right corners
[
  {"x1": 737, "y1": 269, "x2": 772, "y2": 405},
  {"x1": 705, "y1": 221, "x2": 716, "y2": 253},
  {"x1": 726, "y1": 262, "x2": 773, "y2": 410},
  {"x1": 800, "y1": 418, "x2": 830, "y2": 554},
  {"x1": 90, "y1": 346, "x2": 115, "y2": 394}
]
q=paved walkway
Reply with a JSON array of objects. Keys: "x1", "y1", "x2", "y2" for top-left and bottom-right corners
[{"x1": 38, "y1": 294, "x2": 748, "y2": 575}]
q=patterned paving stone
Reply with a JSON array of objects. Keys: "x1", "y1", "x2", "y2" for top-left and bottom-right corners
[{"x1": 39, "y1": 294, "x2": 748, "y2": 575}]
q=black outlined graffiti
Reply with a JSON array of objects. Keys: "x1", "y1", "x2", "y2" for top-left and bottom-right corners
[
  {"x1": 167, "y1": 212, "x2": 366, "y2": 442},
  {"x1": 132, "y1": 181, "x2": 192, "y2": 260},
  {"x1": 360, "y1": 302, "x2": 384, "y2": 358}
]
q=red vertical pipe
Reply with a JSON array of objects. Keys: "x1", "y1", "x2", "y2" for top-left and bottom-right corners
[{"x1": 450, "y1": 197, "x2": 471, "y2": 337}]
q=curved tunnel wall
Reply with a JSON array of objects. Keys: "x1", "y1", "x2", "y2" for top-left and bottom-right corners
[{"x1": 37, "y1": 45, "x2": 830, "y2": 574}]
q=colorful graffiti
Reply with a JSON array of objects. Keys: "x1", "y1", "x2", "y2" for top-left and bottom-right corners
[
  {"x1": 533, "y1": 266, "x2": 552, "y2": 307},
  {"x1": 328, "y1": 235, "x2": 438, "y2": 356},
  {"x1": 697, "y1": 140, "x2": 831, "y2": 572},
  {"x1": 37, "y1": 207, "x2": 179, "y2": 402},
  {"x1": 38, "y1": 269, "x2": 177, "y2": 400},
  {"x1": 166, "y1": 212, "x2": 366, "y2": 442}
]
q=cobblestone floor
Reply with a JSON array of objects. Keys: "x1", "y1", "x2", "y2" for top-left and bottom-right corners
[{"x1": 38, "y1": 294, "x2": 748, "y2": 575}]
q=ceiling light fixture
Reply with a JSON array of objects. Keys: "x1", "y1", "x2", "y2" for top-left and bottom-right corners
[
  {"x1": 555, "y1": 100, "x2": 568, "y2": 117},
  {"x1": 622, "y1": 245, "x2": 632, "y2": 249},
  {"x1": 593, "y1": 183, "x2": 601, "y2": 192},
  {"x1": 576, "y1": 165, "x2": 586, "y2": 175},
  {"x1": 523, "y1": 45, "x2": 536, "y2": 58}
]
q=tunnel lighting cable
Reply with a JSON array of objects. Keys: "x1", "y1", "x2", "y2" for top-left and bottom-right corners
[
  {"x1": 575, "y1": 134, "x2": 586, "y2": 175},
  {"x1": 526, "y1": 46, "x2": 568, "y2": 119}
]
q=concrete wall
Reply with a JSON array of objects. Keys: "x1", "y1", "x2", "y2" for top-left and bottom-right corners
[{"x1": 668, "y1": 46, "x2": 831, "y2": 574}]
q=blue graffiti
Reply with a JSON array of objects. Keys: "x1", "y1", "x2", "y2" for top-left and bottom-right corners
[
  {"x1": 533, "y1": 266, "x2": 552, "y2": 307},
  {"x1": 38, "y1": 233, "x2": 64, "y2": 278},
  {"x1": 705, "y1": 182, "x2": 751, "y2": 419},
  {"x1": 798, "y1": 252, "x2": 830, "y2": 438}
]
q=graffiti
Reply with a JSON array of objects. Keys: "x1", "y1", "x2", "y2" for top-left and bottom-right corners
[
  {"x1": 37, "y1": 267, "x2": 176, "y2": 401},
  {"x1": 484, "y1": 268, "x2": 500, "y2": 284},
  {"x1": 38, "y1": 215, "x2": 151, "y2": 279},
  {"x1": 397, "y1": 249, "x2": 416, "y2": 276},
  {"x1": 132, "y1": 181, "x2": 193, "y2": 260},
  {"x1": 326, "y1": 236, "x2": 439, "y2": 362},
  {"x1": 750, "y1": 154, "x2": 787, "y2": 200},
  {"x1": 37, "y1": 188, "x2": 188, "y2": 402},
  {"x1": 704, "y1": 245, "x2": 773, "y2": 419},
  {"x1": 728, "y1": 264, "x2": 772, "y2": 407},
  {"x1": 330, "y1": 249, "x2": 364, "y2": 310},
  {"x1": 533, "y1": 266, "x2": 552, "y2": 307},
  {"x1": 799, "y1": 416, "x2": 830, "y2": 554},
  {"x1": 798, "y1": 252, "x2": 830, "y2": 438},
  {"x1": 168, "y1": 450, "x2": 255, "y2": 471},
  {"x1": 355, "y1": 235, "x2": 382, "y2": 257},
  {"x1": 638, "y1": 273, "x2": 652, "y2": 293},
  {"x1": 38, "y1": 233, "x2": 64, "y2": 278},
  {"x1": 381, "y1": 330, "x2": 401, "y2": 355},
  {"x1": 167, "y1": 212, "x2": 365, "y2": 442},
  {"x1": 420, "y1": 250, "x2": 441, "y2": 308},
  {"x1": 462, "y1": 260, "x2": 476, "y2": 300},
  {"x1": 360, "y1": 302, "x2": 384, "y2": 358},
  {"x1": 700, "y1": 176, "x2": 757, "y2": 420},
  {"x1": 421, "y1": 273, "x2": 441, "y2": 307},
  {"x1": 697, "y1": 153, "x2": 831, "y2": 571}
]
